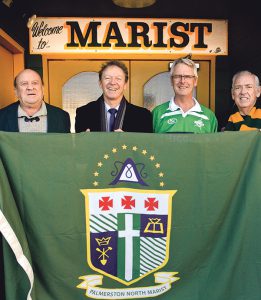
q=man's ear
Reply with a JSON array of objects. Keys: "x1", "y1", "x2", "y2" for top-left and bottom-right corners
[
  {"x1": 231, "y1": 88, "x2": 235, "y2": 101},
  {"x1": 193, "y1": 77, "x2": 198, "y2": 87},
  {"x1": 170, "y1": 76, "x2": 174, "y2": 87}
]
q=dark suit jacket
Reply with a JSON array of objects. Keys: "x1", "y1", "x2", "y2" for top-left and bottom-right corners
[
  {"x1": 75, "y1": 97, "x2": 153, "y2": 133},
  {"x1": 0, "y1": 101, "x2": 71, "y2": 133}
]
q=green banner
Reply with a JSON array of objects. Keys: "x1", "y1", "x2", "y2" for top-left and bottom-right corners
[{"x1": 0, "y1": 131, "x2": 260, "y2": 300}]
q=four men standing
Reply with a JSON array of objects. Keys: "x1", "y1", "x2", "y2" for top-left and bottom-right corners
[{"x1": 0, "y1": 60, "x2": 260, "y2": 133}]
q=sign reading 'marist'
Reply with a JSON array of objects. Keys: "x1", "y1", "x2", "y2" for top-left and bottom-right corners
[{"x1": 28, "y1": 17, "x2": 228, "y2": 55}]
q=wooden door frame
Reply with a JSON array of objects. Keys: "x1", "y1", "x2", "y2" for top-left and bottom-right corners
[
  {"x1": 0, "y1": 29, "x2": 24, "y2": 74},
  {"x1": 42, "y1": 54, "x2": 216, "y2": 111},
  {"x1": 0, "y1": 29, "x2": 24, "y2": 106}
]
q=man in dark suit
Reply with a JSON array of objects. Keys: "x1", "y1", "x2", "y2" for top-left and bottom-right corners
[
  {"x1": 0, "y1": 69, "x2": 70, "y2": 133},
  {"x1": 75, "y1": 60, "x2": 152, "y2": 133}
]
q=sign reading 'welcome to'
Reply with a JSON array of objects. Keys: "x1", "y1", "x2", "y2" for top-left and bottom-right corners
[{"x1": 29, "y1": 17, "x2": 228, "y2": 55}]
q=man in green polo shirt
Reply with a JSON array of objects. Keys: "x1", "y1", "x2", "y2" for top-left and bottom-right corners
[{"x1": 152, "y1": 58, "x2": 217, "y2": 133}]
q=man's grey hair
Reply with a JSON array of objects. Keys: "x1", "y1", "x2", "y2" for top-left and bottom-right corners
[
  {"x1": 170, "y1": 58, "x2": 198, "y2": 77},
  {"x1": 232, "y1": 70, "x2": 260, "y2": 88}
]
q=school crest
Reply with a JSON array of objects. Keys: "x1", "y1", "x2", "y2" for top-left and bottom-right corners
[
  {"x1": 82, "y1": 188, "x2": 174, "y2": 285},
  {"x1": 78, "y1": 144, "x2": 179, "y2": 298}
]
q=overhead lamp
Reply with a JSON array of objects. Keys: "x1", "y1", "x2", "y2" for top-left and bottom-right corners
[
  {"x1": 2, "y1": 0, "x2": 13, "y2": 8},
  {"x1": 27, "y1": 15, "x2": 37, "y2": 29},
  {"x1": 112, "y1": 0, "x2": 156, "y2": 8}
]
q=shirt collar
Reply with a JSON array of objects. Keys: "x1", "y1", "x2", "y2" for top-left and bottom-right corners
[
  {"x1": 104, "y1": 102, "x2": 120, "y2": 112},
  {"x1": 18, "y1": 101, "x2": 47, "y2": 117},
  {"x1": 168, "y1": 97, "x2": 203, "y2": 113}
]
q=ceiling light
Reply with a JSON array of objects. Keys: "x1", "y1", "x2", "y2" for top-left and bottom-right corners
[
  {"x1": 27, "y1": 15, "x2": 37, "y2": 29},
  {"x1": 2, "y1": 0, "x2": 13, "y2": 8},
  {"x1": 112, "y1": 0, "x2": 156, "y2": 8}
]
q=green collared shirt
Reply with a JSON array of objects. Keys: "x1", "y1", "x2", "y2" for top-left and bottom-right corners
[{"x1": 152, "y1": 98, "x2": 218, "y2": 133}]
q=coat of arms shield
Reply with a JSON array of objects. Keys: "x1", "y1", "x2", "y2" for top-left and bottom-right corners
[{"x1": 81, "y1": 188, "x2": 175, "y2": 286}]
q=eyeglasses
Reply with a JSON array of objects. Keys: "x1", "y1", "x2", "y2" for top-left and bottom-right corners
[{"x1": 172, "y1": 75, "x2": 195, "y2": 81}]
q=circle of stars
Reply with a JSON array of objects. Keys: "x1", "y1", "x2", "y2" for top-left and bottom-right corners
[{"x1": 92, "y1": 144, "x2": 165, "y2": 187}]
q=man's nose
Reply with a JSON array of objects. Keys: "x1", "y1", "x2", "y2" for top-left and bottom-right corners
[
  {"x1": 26, "y1": 83, "x2": 34, "y2": 89},
  {"x1": 240, "y1": 86, "x2": 248, "y2": 93},
  {"x1": 109, "y1": 77, "x2": 117, "y2": 84}
]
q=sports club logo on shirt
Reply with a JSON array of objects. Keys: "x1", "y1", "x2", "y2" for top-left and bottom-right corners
[
  {"x1": 78, "y1": 144, "x2": 179, "y2": 298},
  {"x1": 167, "y1": 118, "x2": 177, "y2": 125},
  {"x1": 194, "y1": 119, "x2": 205, "y2": 129}
]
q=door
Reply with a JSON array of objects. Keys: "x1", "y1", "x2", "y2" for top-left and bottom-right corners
[
  {"x1": 47, "y1": 59, "x2": 212, "y2": 131},
  {"x1": 0, "y1": 29, "x2": 24, "y2": 108},
  {"x1": 0, "y1": 44, "x2": 14, "y2": 108}
]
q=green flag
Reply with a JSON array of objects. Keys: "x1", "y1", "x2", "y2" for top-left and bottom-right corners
[{"x1": 0, "y1": 131, "x2": 260, "y2": 300}]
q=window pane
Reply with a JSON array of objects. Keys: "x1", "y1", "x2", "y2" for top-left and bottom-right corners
[
  {"x1": 62, "y1": 72, "x2": 102, "y2": 132},
  {"x1": 144, "y1": 72, "x2": 197, "y2": 111}
]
